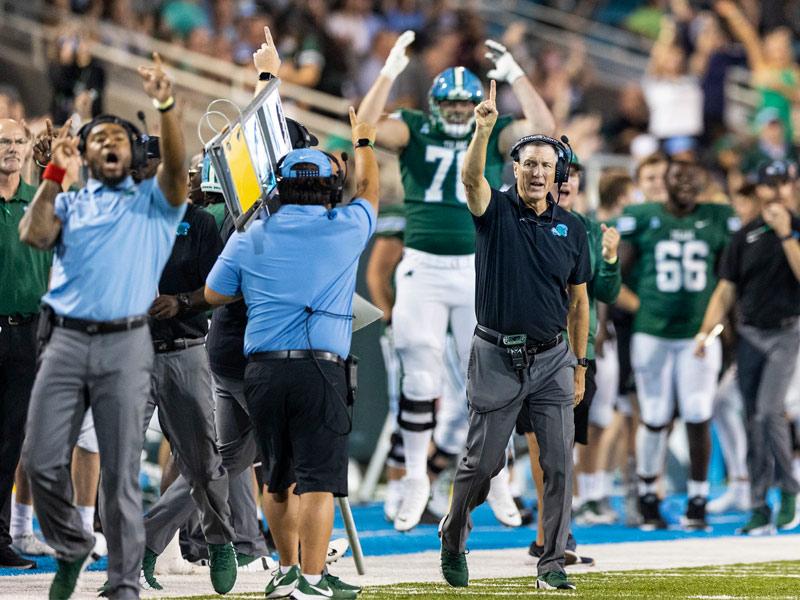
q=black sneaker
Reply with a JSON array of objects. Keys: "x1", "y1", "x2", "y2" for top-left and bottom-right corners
[
  {"x1": 639, "y1": 493, "x2": 667, "y2": 531},
  {"x1": 514, "y1": 497, "x2": 535, "y2": 526},
  {"x1": 528, "y1": 541, "x2": 543, "y2": 558},
  {"x1": 0, "y1": 545, "x2": 36, "y2": 569},
  {"x1": 683, "y1": 496, "x2": 709, "y2": 531}
]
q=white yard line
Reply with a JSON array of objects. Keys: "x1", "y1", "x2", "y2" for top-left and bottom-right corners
[{"x1": 2, "y1": 534, "x2": 799, "y2": 599}]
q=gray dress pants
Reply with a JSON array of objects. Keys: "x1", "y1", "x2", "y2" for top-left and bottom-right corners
[
  {"x1": 441, "y1": 336, "x2": 575, "y2": 576},
  {"x1": 737, "y1": 322, "x2": 800, "y2": 507},
  {"x1": 144, "y1": 370, "x2": 264, "y2": 556},
  {"x1": 23, "y1": 326, "x2": 153, "y2": 600},
  {"x1": 142, "y1": 345, "x2": 234, "y2": 551}
]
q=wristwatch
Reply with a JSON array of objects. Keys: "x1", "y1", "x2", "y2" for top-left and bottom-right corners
[
  {"x1": 176, "y1": 293, "x2": 192, "y2": 312},
  {"x1": 576, "y1": 358, "x2": 589, "y2": 368},
  {"x1": 355, "y1": 138, "x2": 374, "y2": 149}
]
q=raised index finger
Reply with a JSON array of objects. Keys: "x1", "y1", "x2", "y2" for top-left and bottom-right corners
[
  {"x1": 46, "y1": 119, "x2": 54, "y2": 138},
  {"x1": 489, "y1": 79, "x2": 496, "y2": 103},
  {"x1": 264, "y1": 26, "x2": 274, "y2": 47},
  {"x1": 349, "y1": 106, "x2": 357, "y2": 128},
  {"x1": 57, "y1": 118, "x2": 72, "y2": 139}
]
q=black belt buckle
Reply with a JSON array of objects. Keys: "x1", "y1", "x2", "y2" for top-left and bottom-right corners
[
  {"x1": 502, "y1": 333, "x2": 529, "y2": 372},
  {"x1": 154, "y1": 340, "x2": 171, "y2": 353}
]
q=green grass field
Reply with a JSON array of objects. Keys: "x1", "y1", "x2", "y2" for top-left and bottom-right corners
[{"x1": 162, "y1": 560, "x2": 800, "y2": 599}]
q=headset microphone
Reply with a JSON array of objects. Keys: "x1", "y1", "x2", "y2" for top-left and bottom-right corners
[{"x1": 137, "y1": 111, "x2": 148, "y2": 134}]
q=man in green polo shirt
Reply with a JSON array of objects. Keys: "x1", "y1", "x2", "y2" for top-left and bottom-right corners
[{"x1": 0, "y1": 118, "x2": 52, "y2": 569}]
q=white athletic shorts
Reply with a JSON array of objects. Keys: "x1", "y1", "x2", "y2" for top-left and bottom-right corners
[{"x1": 631, "y1": 332, "x2": 721, "y2": 427}]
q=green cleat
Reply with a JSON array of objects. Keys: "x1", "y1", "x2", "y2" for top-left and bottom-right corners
[
  {"x1": 49, "y1": 550, "x2": 92, "y2": 600},
  {"x1": 739, "y1": 505, "x2": 774, "y2": 536},
  {"x1": 324, "y1": 572, "x2": 361, "y2": 597},
  {"x1": 440, "y1": 546, "x2": 468, "y2": 587},
  {"x1": 140, "y1": 547, "x2": 163, "y2": 591},
  {"x1": 96, "y1": 579, "x2": 111, "y2": 597},
  {"x1": 777, "y1": 491, "x2": 799, "y2": 530},
  {"x1": 208, "y1": 542, "x2": 238, "y2": 594},
  {"x1": 235, "y1": 552, "x2": 257, "y2": 568},
  {"x1": 536, "y1": 570, "x2": 576, "y2": 590},
  {"x1": 265, "y1": 565, "x2": 300, "y2": 598}
]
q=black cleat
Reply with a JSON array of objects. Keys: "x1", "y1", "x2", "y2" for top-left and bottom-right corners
[
  {"x1": 639, "y1": 493, "x2": 668, "y2": 531},
  {"x1": 683, "y1": 496, "x2": 709, "y2": 531},
  {"x1": 0, "y1": 545, "x2": 36, "y2": 569}
]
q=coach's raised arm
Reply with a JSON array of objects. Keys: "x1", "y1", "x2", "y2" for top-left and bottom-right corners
[{"x1": 461, "y1": 79, "x2": 498, "y2": 218}]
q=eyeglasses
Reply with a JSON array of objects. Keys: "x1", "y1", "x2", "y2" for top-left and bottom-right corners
[{"x1": 0, "y1": 137, "x2": 29, "y2": 148}]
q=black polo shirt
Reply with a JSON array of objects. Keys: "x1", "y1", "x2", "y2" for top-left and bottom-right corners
[
  {"x1": 150, "y1": 204, "x2": 223, "y2": 342},
  {"x1": 474, "y1": 188, "x2": 591, "y2": 342},
  {"x1": 718, "y1": 214, "x2": 800, "y2": 328},
  {"x1": 207, "y1": 209, "x2": 248, "y2": 379}
]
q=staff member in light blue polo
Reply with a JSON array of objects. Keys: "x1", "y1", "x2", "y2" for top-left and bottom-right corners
[
  {"x1": 205, "y1": 107, "x2": 379, "y2": 600},
  {"x1": 18, "y1": 54, "x2": 189, "y2": 600}
]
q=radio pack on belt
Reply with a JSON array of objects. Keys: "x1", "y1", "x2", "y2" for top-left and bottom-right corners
[
  {"x1": 502, "y1": 334, "x2": 529, "y2": 374},
  {"x1": 345, "y1": 354, "x2": 359, "y2": 406}
]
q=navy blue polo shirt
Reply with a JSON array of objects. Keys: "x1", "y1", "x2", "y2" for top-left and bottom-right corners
[
  {"x1": 474, "y1": 188, "x2": 590, "y2": 342},
  {"x1": 206, "y1": 199, "x2": 376, "y2": 358}
]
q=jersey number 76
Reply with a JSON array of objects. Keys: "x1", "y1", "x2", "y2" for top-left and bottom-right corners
[{"x1": 424, "y1": 146, "x2": 468, "y2": 204}]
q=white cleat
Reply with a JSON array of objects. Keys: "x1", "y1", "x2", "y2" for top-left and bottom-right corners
[
  {"x1": 393, "y1": 477, "x2": 431, "y2": 532},
  {"x1": 90, "y1": 532, "x2": 108, "y2": 560},
  {"x1": 12, "y1": 533, "x2": 55, "y2": 556},
  {"x1": 239, "y1": 555, "x2": 277, "y2": 572},
  {"x1": 486, "y1": 469, "x2": 522, "y2": 527},
  {"x1": 383, "y1": 479, "x2": 403, "y2": 522},
  {"x1": 708, "y1": 482, "x2": 751, "y2": 514},
  {"x1": 326, "y1": 538, "x2": 349, "y2": 564}
]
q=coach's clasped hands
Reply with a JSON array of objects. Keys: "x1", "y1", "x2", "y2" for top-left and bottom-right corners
[{"x1": 474, "y1": 80, "x2": 498, "y2": 131}]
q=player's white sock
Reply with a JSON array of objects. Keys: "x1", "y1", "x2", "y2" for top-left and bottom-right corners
[
  {"x1": 687, "y1": 480, "x2": 709, "y2": 499},
  {"x1": 401, "y1": 429, "x2": 432, "y2": 479},
  {"x1": 10, "y1": 497, "x2": 33, "y2": 538},
  {"x1": 280, "y1": 564, "x2": 299, "y2": 574},
  {"x1": 577, "y1": 473, "x2": 590, "y2": 504},
  {"x1": 636, "y1": 425, "x2": 667, "y2": 492},
  {"x1": 77, "y1": 505, "x2": 95, "y2": 535},
  {"x1": 589, "y1": 472, "x2": 605, "y2": 502},
  {"x1": 599, "y1": 471, "x2": 614, "y2": 500},
  {"x1": 304, "y1": 573, "x2": 322, "y2": 584},
  {"x1": 793, "y1": 457, "x2": 800, "y2": 485}
]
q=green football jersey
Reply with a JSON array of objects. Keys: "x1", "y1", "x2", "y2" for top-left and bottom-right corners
[
  {"x1": 397, "y1": 109, "x2": 513, "y2": 255},
  {"x1": 617, "y1": 202, "x2": 738, "y2": 339},
  {"x1": 374, "y1": 202, "x2": 406, "y2": 242}
]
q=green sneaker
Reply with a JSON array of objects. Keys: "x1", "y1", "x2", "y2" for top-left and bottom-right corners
[
  {"x1": 324, "y1": 572, "x2": 360, "y2": 598},
  {"x1": 777, "y1": 491, "x2": 799, "y2": 530},
  {"x1": 208, "y1": 542, "x2": 238, "y2": 594},
  {"x1": 440, "y1": 546, "x2": 468, "y2": 587},
  {"x1": 292, "y1": 575, "x2": 336, "y2": 599},
  {"x1": 536, "y1": 570, "x2": 576, "y2": 590},
  {"x1": 236, "y1": 552, "x2": 257, "y2": 568},
  {"x1": 140, "y1": 547, "x2": 163, "y2": 591},
  {"x1": 265, "y1": 565, "x2": 300, "y2": 598},
  {"x1": 739, "y1": 505, "x2": 774, "y2": 536},
  {"x1": 49, "y1": 550, "x2": 92, "y2": 600},
  {"x1": 96, "y1": 579, "x2": 111, "y2": 597}
]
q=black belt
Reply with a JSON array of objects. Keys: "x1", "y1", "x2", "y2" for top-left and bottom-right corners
[
  {"x1": 742, "y1": 316, "x2": 799, "y2": 330},
  {"x1": 0, "y1": 314, "x2": 37, "y2": 326},
  {"x1": 153, "y1": 337, "x2": 206, "y2": 353},
  {"x1": 53, "y1": 315, "x2": 148, "y2": 335},
  {"x1": 249, "y1": 350, "x2": 345, "y2": 366},
  {"x1": 475, "y1": 325, "x2": 563, "y2": 354}
]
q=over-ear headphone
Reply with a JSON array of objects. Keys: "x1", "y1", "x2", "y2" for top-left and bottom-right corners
[
  {"x1": 509, "y1": 134, "x2": 572, "y2": 186},
  {"x1": 275, "y1": 150, "x2": 347, "y2": 206},
  {"x1": 77, "y1": 114, "x2": 148, "y2": 170}
]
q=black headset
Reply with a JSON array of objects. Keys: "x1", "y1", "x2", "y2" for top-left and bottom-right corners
[
  {"x1": 509, "y1": 134, "x2": 572, "y2": 186},
  {"x1": 275, "y1": 150, "x2": 347, "y2": 207},
  {"x1": 76, "y1": 114, "x2": 149, "y2": 170}
]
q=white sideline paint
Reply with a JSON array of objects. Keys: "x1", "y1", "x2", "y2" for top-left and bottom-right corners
[{"x1": 1, "y1": 534, "x2": 799, "y2": 598}]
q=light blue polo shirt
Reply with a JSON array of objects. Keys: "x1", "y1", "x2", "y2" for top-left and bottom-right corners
[
  {"x1": 206, "y1": 199, "x2": 376, "y2": 359},
  {"x1": 43, "y1": 176, "x2": 186, "y2": 321}
]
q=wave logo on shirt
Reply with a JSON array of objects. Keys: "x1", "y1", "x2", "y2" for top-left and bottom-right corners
[
  {"x1": 177, "y1": 221, "x2": 190, "y2": 236},
  {"x1": 551, "y1": 223, "x2": 568, "y2": 238}
]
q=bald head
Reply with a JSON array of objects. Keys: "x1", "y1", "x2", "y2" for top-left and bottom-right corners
[{"x1": 0, "y1": 118, "x2": 29, "y2": 177}]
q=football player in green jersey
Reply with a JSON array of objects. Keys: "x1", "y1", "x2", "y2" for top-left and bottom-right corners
[
  {"x1": 357, "y1": 31, "x2": 555, "y2": 531},
  {"x1": 617, "y1": 158, "x2": 739, "y2": 531}
]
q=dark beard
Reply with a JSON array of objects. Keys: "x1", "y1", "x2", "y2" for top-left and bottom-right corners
[{"x1": 89, "y1": 164, "x2": 129, "y2": 188}]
